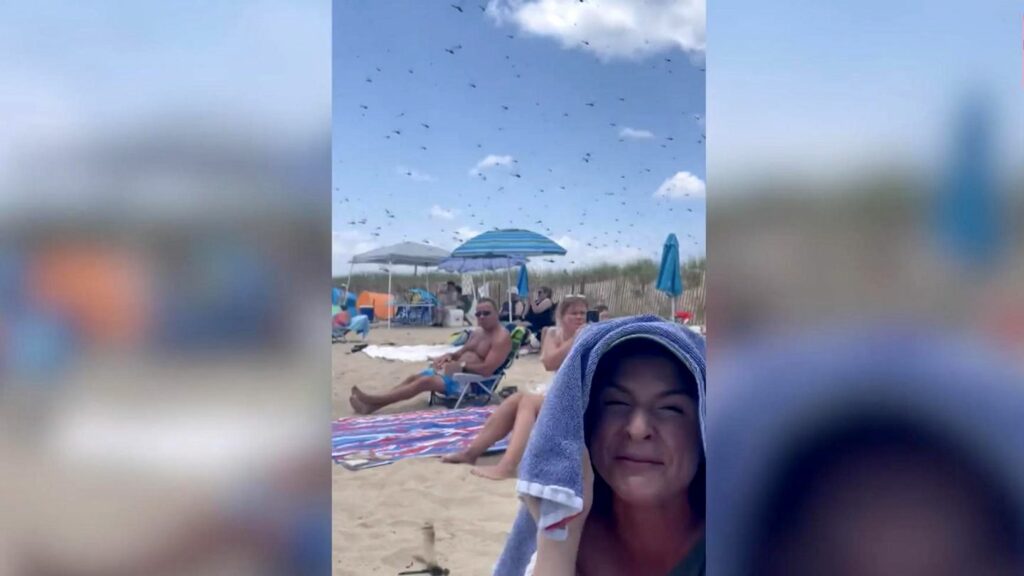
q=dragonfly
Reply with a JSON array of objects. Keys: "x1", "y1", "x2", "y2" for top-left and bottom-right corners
[{"x1": 398, "y1": 522, "x2": 450, "y2": 576}]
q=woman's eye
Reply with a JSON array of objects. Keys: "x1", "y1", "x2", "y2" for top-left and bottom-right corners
[
  {"x1": 603, "y1": 400, "x2": 629, "y2": 407},
  {"x1": 659, "y1": 406, "x2": 686, "y2": 415}
]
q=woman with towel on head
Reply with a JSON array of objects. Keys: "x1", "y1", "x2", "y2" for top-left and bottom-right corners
[
  {"x1": 441, "y1": 296, "x2": 589, "y2": 480},
  {"x1": 494, "y1": 316, "x2": 706, "y2": 576}
]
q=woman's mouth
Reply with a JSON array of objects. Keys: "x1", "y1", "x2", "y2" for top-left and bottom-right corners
[{"x1": 616, "y1": 455, "x2": 663, "y2": 465}]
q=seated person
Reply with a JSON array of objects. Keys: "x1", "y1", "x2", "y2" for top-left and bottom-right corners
[
  {"x1": 433, "y1": 281, "x2": 459, "y2": 326},
  {"x1": 442, "y1": 296, "x2": 589, "y2": 480},
  {"x1": 456, "y1": 286, "x2": 473, "y2": 326},
  {"x1": 523, "y1": 286, "x2": 556, "y2": 339},
  {"x1": 499, "y1": 291, "x2": 526, "y2": 322},
  {"x1": 595, "y1": 304, "x2": 610, "y2": 322},
  {"x1": 349, "y1": 299, "x2": 511, "y2": 414},
  {"x1": 333, "y1": 310, "x2": 369, "y2": 341},
  {"x1": 332, "y1": 287, "x2": 370, "y2": 341}
]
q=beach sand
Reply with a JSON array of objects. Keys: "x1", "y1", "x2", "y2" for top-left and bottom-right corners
[{"x1": 333, "y1": 325, "x2": 550, "y2": 575}]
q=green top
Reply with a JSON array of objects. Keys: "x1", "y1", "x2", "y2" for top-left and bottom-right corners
[{"x1": 667, "y1": 537, "x2": 705, "y2": 576}]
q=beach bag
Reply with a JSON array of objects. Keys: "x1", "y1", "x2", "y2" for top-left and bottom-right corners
[{"x1": 448, "y1": 328, "x2": 472, "y2": 346}]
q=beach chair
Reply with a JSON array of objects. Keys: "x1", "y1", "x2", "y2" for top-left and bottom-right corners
[
  {"x1": 333, "y1": 314, "x2": 370, "y2": 343},
  {"x1": 429, "y1": 326, "x2": 527, "y2": 409}
]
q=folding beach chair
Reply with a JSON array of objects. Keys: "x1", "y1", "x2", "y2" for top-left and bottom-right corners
[{"x1": 429, "y1": 326, "x2": 527, "y2": 409}]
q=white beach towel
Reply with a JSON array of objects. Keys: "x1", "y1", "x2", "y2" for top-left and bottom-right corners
[{"x1": 362, "y1": 345, "x2": 460, "y2": 362}]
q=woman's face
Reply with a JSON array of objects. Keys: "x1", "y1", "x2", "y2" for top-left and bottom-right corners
[
  {"x1": 590, "y1": 353, "x2": 701, "y2": 507},
  {"x1": 561, "y1": 302, "x2": 588, "y2": 332}
]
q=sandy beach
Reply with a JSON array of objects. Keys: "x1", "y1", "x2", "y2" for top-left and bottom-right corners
[{"x1": 333, "y1": 326, "x2": 550, "y2": 575}]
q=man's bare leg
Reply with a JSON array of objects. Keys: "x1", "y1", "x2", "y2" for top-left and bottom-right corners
[
  {"x1": 350, "y1": 376, "x2": 445, "y2": 414},
  {"x1": 441, "y1": 392, "x2": 523, "y2": 464},
  {"x1": 473, "y1": 393, "x2": 544, "y2": 480},
  {"x1": 347, "y1": 370, "x2": 423, "y2": 413}
]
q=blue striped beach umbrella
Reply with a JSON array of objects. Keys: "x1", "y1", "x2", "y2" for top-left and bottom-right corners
[
  {"x1": 437, "y1": 256, "x2": 526, "y2": 273},
  {"x1": 451, "y1": 229, "x2": 566, "y2": 258},
  {"x1": 452, "y1": 229, "x2": 565, "y2": 321}
]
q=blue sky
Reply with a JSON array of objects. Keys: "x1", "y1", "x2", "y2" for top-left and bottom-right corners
[{"x1": 333, "y1": 0, "x2": 706, "y2": 275}]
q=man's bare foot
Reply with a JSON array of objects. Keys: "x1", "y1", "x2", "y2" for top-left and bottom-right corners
[
  {"x1": 351, "y1": 386, "x2": 372, "y2": 402},
  {"x1": 349, "y1": 394, "x2": 377, "y2": 415},
  {"x1": 471, "y1": 464, "x2": 518, "y2": 480},
  {"x1": 440, "y1": 450, "x2": 478, "y2": 465}
]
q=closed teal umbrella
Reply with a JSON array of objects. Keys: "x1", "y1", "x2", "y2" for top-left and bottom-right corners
[
  {"x1": 656, "y1": 234, "x2": 683, "y2": 318},
  {"x1": 516, "y1": 264, "x2": 529, "y2": 298}
]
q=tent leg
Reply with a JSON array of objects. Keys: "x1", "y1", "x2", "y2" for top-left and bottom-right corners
[
  {"x1": 506, "y1": 267, "x2": 512, "y2": 323},
  {"x1": 346, "y1": 262, "x2": 354, "y2": 292}
]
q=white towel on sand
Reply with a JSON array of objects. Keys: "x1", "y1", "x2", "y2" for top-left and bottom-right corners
[{"x1": 361, "y1": 345, "x2": 460, "y2": 362}]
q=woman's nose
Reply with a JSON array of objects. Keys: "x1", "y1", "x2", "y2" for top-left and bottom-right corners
[{"x1": 625, "y1": 409, "x2": 654, "y2": 440}]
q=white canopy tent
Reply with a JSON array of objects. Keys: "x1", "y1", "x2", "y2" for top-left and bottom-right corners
[{"x1": 347, "y1": 242, "x2": 451, "y2": 329}]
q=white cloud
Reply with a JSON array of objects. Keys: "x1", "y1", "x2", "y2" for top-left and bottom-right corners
[
  {"x1": 396, "y1": 165, "x2": 436, "y2": 182},
  {"x1": 619, "y1": 127, "x2": 655, "y2": 140},
  {"x1": 332, "y1": 229, "x2": 380, "y2": 276},
  {"x1": 530, "y1": 235, "x2": 647, "y2": 269},
  {"x1": 469, "y1": 154, "x2": 514, "y2": 176},
  {"x1": 430, "y1": 205, "x2": 457, "y2": 220},
  {"x1": 486, "y1": 0, "x2": 704, "y2": 62},
  {"x1": 654, "y1": 171, "x2": 706, "y2": 199},
  {"x1": 454, "y1": 226, "x2": 483, "y2": 242}
]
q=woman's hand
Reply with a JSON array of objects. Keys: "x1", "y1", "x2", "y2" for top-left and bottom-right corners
[
  {"x1": 571, "y1": 448, "x2": 594, "y2": 532},
  {"x1": 523, "y1": 448, "x2": 593, "y2": 531},
  {"x1": 525, "y1": 449, "x2": 594, "y2": 575}
]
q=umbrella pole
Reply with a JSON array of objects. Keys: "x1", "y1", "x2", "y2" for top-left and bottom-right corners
[
  {"x1": 671, "y1": 296, "x2": 676, "y2": 321},
  {"x1": 506, "y1": 267, "x2": 512, "y2": 323},
  {"x1": 387, "y1": 259, "x2": 392, "y2": 330},
  {"x1": 346, "y1": 262, "x2": 354, "y2": 292}
]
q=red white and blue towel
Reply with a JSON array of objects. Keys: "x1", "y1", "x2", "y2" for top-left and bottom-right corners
[{"x1": 332, "y1": 406, "x2": 508, "y2": 467}]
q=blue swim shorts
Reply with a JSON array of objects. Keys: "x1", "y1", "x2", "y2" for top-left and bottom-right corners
[{"x1": 420, "y1": 367, "x2": 463, "y2": 396}]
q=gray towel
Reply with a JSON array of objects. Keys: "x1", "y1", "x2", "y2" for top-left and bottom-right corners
[{"x1": 494, "y1": 315, "x2": 706, "y2": 575}]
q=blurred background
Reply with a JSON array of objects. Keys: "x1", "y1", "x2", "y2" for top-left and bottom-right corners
[
  {"x1": 707, "y1": 1, "x2": 1024, "y2": 574},
  {"x1": 708, "y1": 1, "x2": 1023, "y2": 343},
  {"x1": 0, "y1": 2, "x2": 330, "y2": 574}
]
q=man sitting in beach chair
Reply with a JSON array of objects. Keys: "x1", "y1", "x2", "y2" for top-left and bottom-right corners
[{"x1": 349, "y1": 298, "x2": 512, "y2": 414}]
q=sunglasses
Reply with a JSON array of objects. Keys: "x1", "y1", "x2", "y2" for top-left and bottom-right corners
[{"x1": 475, "y1": 311, "x2": 492, "y2": 317}]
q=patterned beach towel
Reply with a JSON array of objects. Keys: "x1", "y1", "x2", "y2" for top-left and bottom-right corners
[{"x1": 332, "y1": 406, "x2": 509, "y2": 469}]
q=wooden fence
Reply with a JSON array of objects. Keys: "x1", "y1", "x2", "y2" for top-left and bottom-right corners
[{"x1": 343, "y1": 271, "x2": 706, "y2": 325}]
